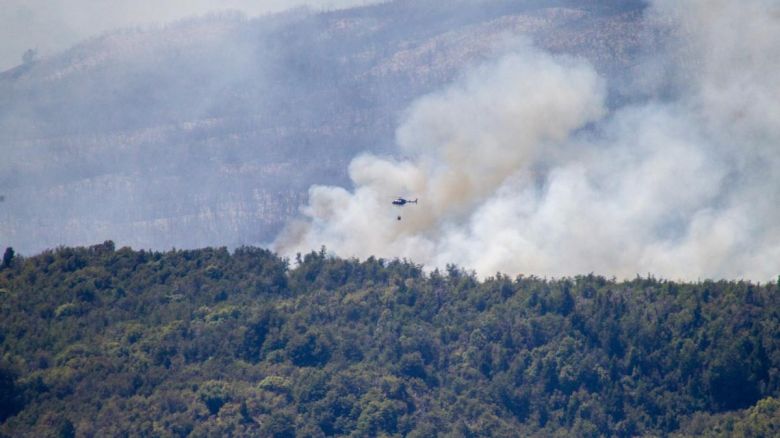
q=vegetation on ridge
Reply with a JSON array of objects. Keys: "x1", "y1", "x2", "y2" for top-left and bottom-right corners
[{"x1": 1, "y1": 242, "x2": 779, "y2": 436}]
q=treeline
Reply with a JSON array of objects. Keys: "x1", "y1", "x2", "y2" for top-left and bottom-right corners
[{"x1": 1, "y1": 242, "x2": 779, "y2": 437}]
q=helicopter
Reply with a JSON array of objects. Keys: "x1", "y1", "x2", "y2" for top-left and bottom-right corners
[
  {"x1": 392, "y1": 197, "x2": 417, "y2": 220},
  {"x1": 392, "y1": 197, "x2": 417, "y2": 206}
]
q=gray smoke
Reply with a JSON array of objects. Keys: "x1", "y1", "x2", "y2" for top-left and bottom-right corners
[{"x1": 275, "y1": 0, "x2": 780, "y2": 280}]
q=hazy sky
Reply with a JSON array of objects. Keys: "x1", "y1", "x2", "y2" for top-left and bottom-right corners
[{"x1": 0, "y1": 0, "x2": 380, "y2": 71}]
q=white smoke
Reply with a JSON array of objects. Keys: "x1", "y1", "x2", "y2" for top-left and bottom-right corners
[{"x1": 274, "y1": 0, "x2": 780, "y2": 281}]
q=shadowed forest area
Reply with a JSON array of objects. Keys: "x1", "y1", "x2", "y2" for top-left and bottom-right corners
[{"x1": 1, "y1": 243, "x2": 779, "y2": 436}]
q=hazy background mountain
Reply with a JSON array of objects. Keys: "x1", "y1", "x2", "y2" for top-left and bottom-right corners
[
  {"x1": 0, "y1": 0, "x2": 650, "y2": 255},
  {"x1": 0, "y1": 0, "x2": 388, "y2": 72}
]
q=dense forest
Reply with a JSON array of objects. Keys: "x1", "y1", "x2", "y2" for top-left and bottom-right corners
[{"x1": 1, "y1": 243, "x2": 779, "y2": 437}]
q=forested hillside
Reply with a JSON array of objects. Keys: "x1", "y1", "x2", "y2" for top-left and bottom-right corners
[{"x1": 1, "y1": 243, "x2": 779, "y2": 436}]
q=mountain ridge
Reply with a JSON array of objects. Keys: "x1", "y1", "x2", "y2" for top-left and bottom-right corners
[{"x1": 0, "y1": 0, "x2": 651, "y2": 255}]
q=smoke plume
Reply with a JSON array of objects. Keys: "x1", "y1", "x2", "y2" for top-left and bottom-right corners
[{"x1": 274, "y1": 0, "x2": 780, "y2": 280}]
